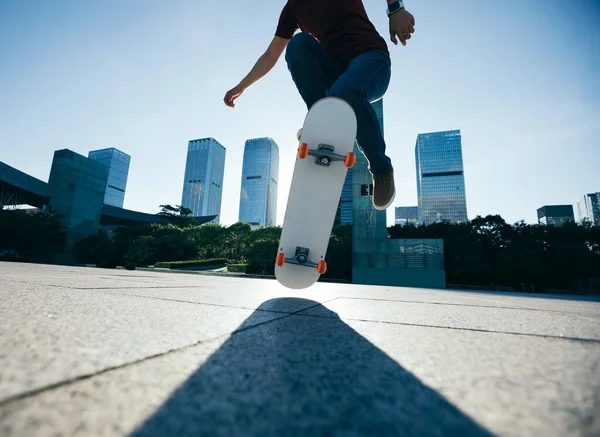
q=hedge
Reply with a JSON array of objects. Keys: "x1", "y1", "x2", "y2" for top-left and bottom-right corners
[
  {"x1": 227, "y1": 264, "x2": 247, "y2": 273},
  {"x1": 154, "y1": 258, "x2": 228, "y2": 269}
]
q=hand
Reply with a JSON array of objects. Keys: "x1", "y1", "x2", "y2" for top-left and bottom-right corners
[
  {"x1": 224, "y1": 84, "x2": 246, "y2": 108},
  {"x1": 389, "y1": 9, "x2": 415, "y2": 46}
]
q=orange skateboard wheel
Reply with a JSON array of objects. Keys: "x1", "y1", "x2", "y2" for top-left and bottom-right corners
[
  {"x1": 344, "y1": 152, "x2": 356, "y2": 168},
  {"x1": 316, "y1": 260, "x2": 327, "y2": 274},
  {"x1": 298, "y1": 143, "x2": 309, "y2": 159},
  {"x1": 276, "y1": 252, "x2": 286, "y2": 266}
]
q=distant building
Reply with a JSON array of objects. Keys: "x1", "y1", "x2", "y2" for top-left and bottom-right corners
[
  {"x1": 88, "y1": 147, "x2": 130, "y2": 208},
  {"x1": 537, "y1": 205, "x2": 575, "y2": 226},
  {"x1": 181, "y1": 138, "x2": 226, "y2": 223},
  {"x1": 415, "y1": 130, "x2": 468, "y2": 225},
  {"x1": 395, "y1": 206, "x2": 419, "y2": 226},
  {"x1": 576, "y1": 193, "x2": 600, "y2": 226},
  {"x1": 0, "y1": 154, "x2": 218, "y2": 265},
  {"x1": 239, "y1": 138, "x2": 279, "y2": 228}
]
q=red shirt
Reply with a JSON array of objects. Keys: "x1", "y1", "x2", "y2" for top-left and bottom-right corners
[{"x1": 275, "y1": 0, "x2": 389, "y2": 68}]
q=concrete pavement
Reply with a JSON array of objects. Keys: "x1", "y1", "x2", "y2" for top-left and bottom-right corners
[{"x1": 1, "y1": 261, "x2": 599, "y2": 436}]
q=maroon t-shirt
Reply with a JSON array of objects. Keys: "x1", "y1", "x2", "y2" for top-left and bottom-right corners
[{"x1": 275, "y1": 0, "x2": 389, "y2": 68}]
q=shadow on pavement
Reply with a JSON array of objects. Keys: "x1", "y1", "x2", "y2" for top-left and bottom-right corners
[{"x1": 130, "y1": 298, "x2": 494, "y2": 437}]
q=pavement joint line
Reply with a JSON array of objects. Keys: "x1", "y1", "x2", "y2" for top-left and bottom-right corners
[
  {"x1": 3, "y1": 279, "x2": 208, "y2": 290},
  {"x1": 120, "y1": 291, "x2": 335, "y2": 315},
  {"x1": 0, "y1": 298, "x2": 338, "y2": 408},
  {"x1": 338, "y1": 296, "x2": 600, "y2": 316},
  {"x1": 292, "y1": 312, "x2": 600, "y2": 344}
]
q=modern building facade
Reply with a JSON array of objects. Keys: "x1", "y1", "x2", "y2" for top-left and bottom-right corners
[
  {"x1": 577, "y1": 193, "x2": 600, "y2": 226},
  {"x1": 537, "y1": 205, "x2": 575, "y2": 226},
  {"x1": 415, "y1": 130, "x2": 468, "y2": 225},
  {"x1": 88, "y1": 148, "x2": 130, "y2": 208},
  {"x1": 48, "y1": 149, "x2": 110, "y2": 263},
  {"x1": 351, "y1": 99, "x2": 445, "y2": 289},
  {"x1": 239, "y1": 137, "x2": 279, "y2": 228},
  {"x1": 181, "y1": 138, "x2": 226, "y2": 223},
  {"x1": 1, "y1": 153, "x2": 216, "y2": 264},
  {"x1": 395, "y1": 206, "x2": 419, "y2": 226}
]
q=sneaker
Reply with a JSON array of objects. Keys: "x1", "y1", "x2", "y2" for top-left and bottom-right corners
[
  {"x1": 297, "y1": 128, "x2": 303, "y2": 141},
  {"x1": 372, "y1": 171, "x2": 396, "y2": 210}
]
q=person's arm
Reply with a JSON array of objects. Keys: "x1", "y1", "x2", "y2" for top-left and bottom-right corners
[
  {"x1": 386, "y1": 0, "x2": 415, "y2": 46},
  {"x1": 224, "y1": 36, "x2": 289, "y2": 108}
]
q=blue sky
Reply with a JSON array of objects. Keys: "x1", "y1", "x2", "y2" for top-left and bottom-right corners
[{"x1": 1, "y1": 0, "x2": 599, "y2": 226}]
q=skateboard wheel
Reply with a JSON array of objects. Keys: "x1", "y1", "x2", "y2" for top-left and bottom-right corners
[
  {"x1": 276, "y1": 252, "x2": 286, "y2": 267},
  {"x1": 298, "y1": 143, "x2": 309, "y2": 159},
  {"x1": 344, "y1": 152, "x2": 356, "y2": 168},
  {"x1": 316, "y1": 260, "x2": 327, "y2": 274}
]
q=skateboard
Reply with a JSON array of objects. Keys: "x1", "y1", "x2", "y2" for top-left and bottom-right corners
[{"x1": 275, "y1": 97, "x2": 357, "y2": 289}]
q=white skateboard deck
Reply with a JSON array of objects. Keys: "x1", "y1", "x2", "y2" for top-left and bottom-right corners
[{"x1": 275, "y1": 97, "x2": 357, "y2": 289}]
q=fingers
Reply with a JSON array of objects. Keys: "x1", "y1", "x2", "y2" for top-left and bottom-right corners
[
  {"x1": 390, "y1": 31, "x2": 398, "y2": 45},
  {"x1": 398, "y1": 30, "x2": 406, "y2": 46},
  {"x1": 223, "y1": 89, "x2": 238, "y2": 108}
]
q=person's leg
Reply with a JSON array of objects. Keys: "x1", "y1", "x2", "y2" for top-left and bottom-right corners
[
  {"x1": 285, "y1": 32, "x2": 343, "y2": 110},
  {"x1": 327, "y1": 50, "x2": 393, "y2": 176},
  {"x1": 327, "y1": 50, "x2": 395, "y2": 209}
]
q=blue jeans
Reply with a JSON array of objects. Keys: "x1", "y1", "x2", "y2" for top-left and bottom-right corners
[{"x1": 285, "y1": 32, "x2": 393, "y2": 175}]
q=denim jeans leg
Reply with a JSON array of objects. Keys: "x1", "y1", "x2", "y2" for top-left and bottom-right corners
[
  {"x1": 327, "y1": 50, "x2": 393, "y2": 175},
  {"x1": 285, "y1": 33, "x2": 343, "y2": 110}
]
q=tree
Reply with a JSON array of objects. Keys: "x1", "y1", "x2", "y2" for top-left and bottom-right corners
[{"x1": 157, "y1": 204, "x2": 193, "y2": 217}]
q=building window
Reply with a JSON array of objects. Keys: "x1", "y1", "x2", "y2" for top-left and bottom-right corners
[{"x1": 360, "y1": 184, "x2": 373, "y2": 197}]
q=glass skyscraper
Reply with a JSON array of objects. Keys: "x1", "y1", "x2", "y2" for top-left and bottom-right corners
[
  {"x1": 577, "y1": 193, "x2": 600, "y2": 226},
  {"x1": 395, "y1": 206, "x2": 419, "y2": 226},
  {"x1": 352, "y1": 100, "x2": 446, "y2": 289},
  {"x1": 181, "y1": 138, "x2": 226, "y2": 223},
  {"x1": 537, "y1": 205, "x2": 575, "y2": 226},
  {"x1": 415, "y1": 130, "x2": 468, "y2": 225},
  {"x1": 88, "y1": 147, "x2": 130, "y2": 208},
  {"x1": 239, "y1": 137, "x2": 279, "y2": 228}
]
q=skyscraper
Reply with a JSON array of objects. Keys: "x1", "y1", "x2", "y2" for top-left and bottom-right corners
[
  {"x1": 415, "y1": 130, "x2": 468, "y2": 225},
  {"x1": 239, "y1": 137, "x2": 279, "y2": 228},
  {"x1": 395, "y1": 206, "x2": 419, "y2": 226},
  {"x1": 577, "y1": 193, "x2": 600, "y2": 226},
  {"x1": 181, "y1": 138, "x2": 226, "y2": 223},
  {"x1": 88, "y1": 147, "x2": 130, "y2": 208}
]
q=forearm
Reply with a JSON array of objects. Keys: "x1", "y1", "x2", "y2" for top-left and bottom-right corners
[{"x1": 239, "y1": 53, "x2": 277, "y2": 89}]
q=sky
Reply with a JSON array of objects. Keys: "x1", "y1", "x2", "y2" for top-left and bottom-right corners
[{"x1": 1, "y1": 0, "x2": 599, "y2": 227}]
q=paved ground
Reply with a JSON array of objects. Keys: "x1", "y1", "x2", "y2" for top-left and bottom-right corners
[{"x1": 1, "y1": 262, "x2": 599, "y2": 437}]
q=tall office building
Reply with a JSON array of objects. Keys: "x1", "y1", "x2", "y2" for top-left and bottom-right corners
[
  {"x1": 537, "y1": 205, "x2": 575, "y2": 226},
  {"x1": 395, "y1": 206, "x2": 419, "y2": 226},
  {"x1": 352, "y1": 100, "x2": 446, "y2": 288},
  {"x1": 577, "y1": 193, "x2": 600, "y2": 226},
  {"x1": 88, "y1": 147, "x2": 130, "y2": 208},
  {"x1": 415, "y1": 130, "x2": 468, "y2": 225},
  {"x1": 239, "y1": 137, "x2": 279, "y2": 228},
  {"x1": 181, "y1": 138, "x2": 226, "y2": 223}
]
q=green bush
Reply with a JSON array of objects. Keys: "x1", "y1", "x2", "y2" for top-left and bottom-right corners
[
  {"x1": 154, "y1": 258, "x2": 227, "y2": 269},
  {"x1": 227, "y1": 264, "x2": 247, "y2": 273}
]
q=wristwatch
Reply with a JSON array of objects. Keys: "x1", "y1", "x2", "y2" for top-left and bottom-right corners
[{"x1": 387, "y1": 0, "x2": 405, "y2": 17}]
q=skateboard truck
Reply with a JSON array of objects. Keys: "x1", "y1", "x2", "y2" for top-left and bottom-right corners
[
  {"x1": 275, "y1": 246, "x2": 327, "y2": 274},
  {"x1": 297, "y1": 143, "x2": 356, "y2": 168}
]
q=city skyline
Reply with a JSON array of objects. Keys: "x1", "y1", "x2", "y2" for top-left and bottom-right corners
[
  {"x1": 239, "y1": 137, "x2": 279, "y2": 228},
  {"x1": 1, "y1": 1, "x2": 599, "y2": 226}
]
